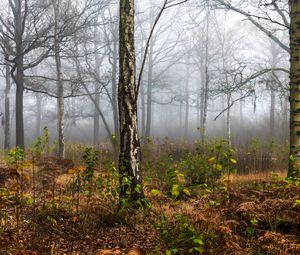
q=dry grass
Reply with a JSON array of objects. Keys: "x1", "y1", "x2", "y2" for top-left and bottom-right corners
[
  {"x1": 0, "y1": 142, "x2": 298, "y2": 255},
  {"x1": 230, "y1": 170, "x2": 287, "y2": 184}
]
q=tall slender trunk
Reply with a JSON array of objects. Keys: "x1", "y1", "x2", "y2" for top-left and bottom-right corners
[
  {"x1": 239, "y1": 92, "x2": 243, "y2": 125},
  {"x1": 15, "y1": 55, "x2": 24, "y2": 149},
  {"x1": 12, "y1": 0, "x2": 25, "y2": 149},
  {"x1": 200, "y1": 10, "x2": 210, "y2": 145},
  {"x1": 93, "y1": 26, "x2": 101, "y2": 145},
  {"x1": 179, "y1": 89, "x2": 183, "y2": 137},
  {"x1": 93, "y1": 87, "x2": 100, "y2": 145},
  {"x1": 36, "y1": 94, "x2": 42, "y2": 137},
  {"x1": 54, "y1": 0, "x2": 65, "y2": 159},
  {"x1": 239, "y1": 91, "x2": 244, "y2": 146},
  {"x1": 196, "y1": 86, "x2": 200, "y2": 130},
  {"x1": 140, "y1": 81, "x2": 146, "y2": 137},
  {"x1": 289, "y1": 0, "x2": 300, "y2": 178},
  {"x1": 201, "y1": 65, "x2": 209, "y2": 144},
  {"x1": 270, "y1": 84, "x2": 275, "y2": 138},
  {"x1": 282, "y1": 95, "x2": 289, "y2": 142},
  {"x1": 145, "y1": 46, "x2": 153, "y2": 140},
  {"x1": 112, "y1": 40, "x2": 119, "y2": 136},
  {"x1": 226, "y1": 94, "x2": 231, "y2": 145},
  {"x1": 4, "y1": 56, "x2": 11, "y2": 150},
  {"x1": 184, "y1": 58, "x2": 190, "y2": 139},
  {"x1": 118, "y1": 0, "x2": 144, "y2": 201}
]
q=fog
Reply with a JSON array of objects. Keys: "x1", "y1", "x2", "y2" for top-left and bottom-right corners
[{"x1": 0, "y1": 0, "x2": 289, "y2": 150}]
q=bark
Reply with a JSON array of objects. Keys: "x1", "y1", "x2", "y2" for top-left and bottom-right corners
[
  {"x1": 179, "y1": 88, "x2": 183, "y2": 137},
  {"x1": 184, "y1": 58, "x2": 190, "y2": 139},
  {"x1": 93, "y1": 87, "x2": 100, "y2": 145},
  {"x1": 111, "y1": 40, "x2": 119, "y2": 136},
  {"x1": 53, "y1": 0, "x2": 65, "y2": 159},
  {"x1": 36, "y1": 94, "x2": 42, "y2": 137},
  {"x1": 12, "y1": 0, "x2": 25, "y2": 149},
  {"x1": 201, "y1": 65, "x2": 209, "y2": 144},
  {"x1": 93, "y1": 26, "x2": 101, "y2": 145},
  {"x1": 140, "y1": 81, "x2": 146, "y2": 137},
  {"x1": 145, "y1": 43, "x2": 153, "y2": 140},
  {"x1": 226, "y1": 94, "x2": 231, "y2": 145},
  {"x1": 239, "y1": 92, "x2": 243, "y2": 125},
  {"x1": 118, "y1": 0, "x2": 144, "y2": 202},
  {"x1": 200, "y1": 11, "x2": 210, "y2": 145},
  {"x1": 196, "y1": 87, "x2": 200, "y2": 131},
  {"x1": 4, "y1": 56, "x2": 11, "y2": 150},
  {"x1": 270, "y1": 84, "x2": 275, "y2": 138},
  {"x1": 289, "y1": 0, "x2": 300, "y2": 178},
  {"x1": 282, "y1": 95, "x2": 289, "y2": 140}
]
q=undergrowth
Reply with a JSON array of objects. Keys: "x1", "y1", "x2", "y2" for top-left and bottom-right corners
[{"x1": 0, "y1": 135, "x2": 298, "y2": 254}]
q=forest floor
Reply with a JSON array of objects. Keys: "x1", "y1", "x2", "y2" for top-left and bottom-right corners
[{"x1": 0, "y1": 143, "x2": 299, "y2": 255}]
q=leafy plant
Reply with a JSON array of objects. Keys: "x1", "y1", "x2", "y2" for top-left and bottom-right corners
[
  {"x1": 165, "y1": 166, "x2": 191, "y2": 200},
  {"x1": 155, "y1": 214, "x2": 204, "y2": 254}
]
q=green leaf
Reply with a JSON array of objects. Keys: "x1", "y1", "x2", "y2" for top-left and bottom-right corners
[
  {"x1": 193, "y1": 238, "x2": 204, "y2": 245},
  {"x1": 171, "y1": 184, "x2": 180, "y2": 197},
  {"x1": 26, "y1": 197, "x2": 34, "y2": 205},
  {"x1": 182, "y1": 188, "x2": 191, "y2": 196},
  {"x1": 151, "y1": 189, "x2": 160, "y2": 196},
  {"x1": 293, "y1": 199, "x2": 300, "y2": 207},
  {"x1": 230, "y1": 158, "x2": 237, "y2": 164},
  {"x1": 213, "y1": 164, "x2": 223, "y2": 171},
  {"x1": 207, "y1": 157, "x2": 216, "y2": 163}
]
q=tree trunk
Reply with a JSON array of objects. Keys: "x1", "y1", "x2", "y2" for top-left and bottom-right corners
[
  {"x1": 93, "y1": 26, "x2": 101, "y2": 145},
  {"x1": 201, "y1": 65, "x2": 209, "y2": 144},
  {"x1": 13, "y1": 0, "x2": 25, "y2": 149},
  {"x1": 226, "y1": 94, "x2": 231, "y2": 145},
  {"x1": 36, "y1": 94, "x2": 42, "y2": 138},
  {"x1": 270, "y1": 84, "x2": 275, "y2": 138},
  {"x1": 145, "y1": 45, "x2": 153, "y2": 141},
  {"x1": 15, "y1": 55, "x2": 25, "y2": 149},
  {"x1": 184, "y1": 58, "x2": 190, "y2": 139},
  {"x1": 200, "y1": 11, "x2": 210, "y2": 145},
  {"x1": 140, "y1": 81, "x2": 146, "y2": 137},
  {"x1": 93, "y1": 86, "x2": 100, "y2": 145},
  {"x1": 118, "y1": 0, "x2": 144, "y2": 202},
  {"x1": 54, "y1": 0, "x2": 65, "y2": 159},
  {"x1": 289, "y1": 0, "x2": 300, "y2": 178},
  {"x1": 179, "y1": 90, "x2": 183, "y2": 138},
  {"x1": 112, "y1": 40, "x2": 119, "y2": 136},
  {"x1": 196, "y1": 85, "x2": 200, "y2": 131},
  {"x1": 4, "y1": 56, "x2": 11, "y2": 150}
]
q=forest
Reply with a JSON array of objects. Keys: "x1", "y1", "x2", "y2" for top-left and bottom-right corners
[{"x1": 0, "y1": 0, "x2": 299, "y2": 254}]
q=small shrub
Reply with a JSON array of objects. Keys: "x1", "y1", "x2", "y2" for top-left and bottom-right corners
[{"x1": 155, "y1": 214, "x2": 204, "y2": 254}]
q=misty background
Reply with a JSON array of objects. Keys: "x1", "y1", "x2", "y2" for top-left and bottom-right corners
[{"x1": 0, "y1": 0, "x2": 289, "y2": 150}]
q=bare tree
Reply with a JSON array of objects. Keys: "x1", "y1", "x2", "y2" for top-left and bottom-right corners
[
  {"x1": 213, "y1": 0, "x2": 289, "y2": 53},
  {"x1": 0, "y1": 0, "x2": 55, "y2": 148},
  {"x1": 118, "y1": 0, "x2": 144, "y2": 202}
]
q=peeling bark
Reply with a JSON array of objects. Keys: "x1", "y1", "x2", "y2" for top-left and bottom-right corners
[
  {"x1": 289, "y1": 0, "x2": 300, "y2": 178},
  {"x1": 118, "y1": 0, "x2": 144, "y2": 201}
]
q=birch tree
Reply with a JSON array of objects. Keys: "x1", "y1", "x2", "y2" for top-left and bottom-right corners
[
  {"x1": 289, "y1": 0, "x2": 300, "y2": 178},
  {"x1": 118, "y1": 0, "x2": 144, "y2": 202}
]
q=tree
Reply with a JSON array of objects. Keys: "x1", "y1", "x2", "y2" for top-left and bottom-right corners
[
  {"x1": 0, "y1": 0, "x2": 54, "y2": 149},
  {"x1": 4, "y1": 46, "x2": 11, "y2": 150},
  {"x1": 214, "y1": 0, "x2": 289, "y2": 53},
  {"x1": 289, "y1": 0, "x2": 300, "y2": 178},
  {"x1": 118, "y1": 0, "x2": 144, "y2": 202},
  {"x1": 52, "y1": 0, "x2": 65, "y2": 159}
]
